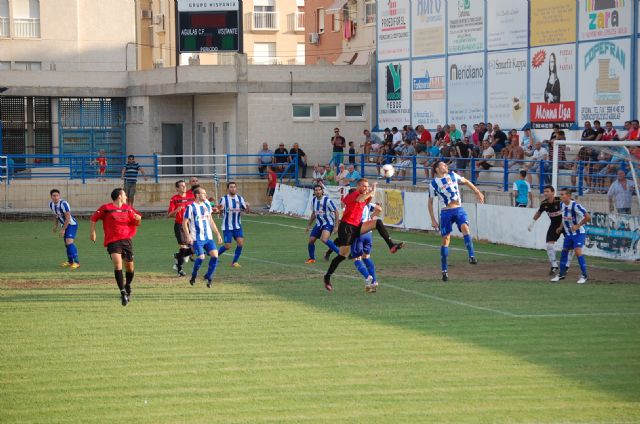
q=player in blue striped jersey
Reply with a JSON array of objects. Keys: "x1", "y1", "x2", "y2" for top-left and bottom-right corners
[
  {"x1": 49, "y1": 189, "x2": 80, "y2": 268},
  {"x1": 428, "y1": 160, "x2": 484, "y2": 281},
  {"x1": 183, "y1": 187, "x2": 223, "y2": 287},
  {"x1": 351, "y1": 202, "x2": 381, "y2": 292},
  {"x1": 217, "y1": 182, "x2": 250, "y2": 268},
  {"x1": 551, "y1": 189, "x2": 591, "y2": 284},
  {"x1": 305, "y1": 185, "x2": 340, "y2": 263}
]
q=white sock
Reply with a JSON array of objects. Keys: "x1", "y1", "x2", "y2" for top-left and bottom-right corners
[
  {"x1": 566, "y1": 250, "x2": 574, "y2": 268},
  {"x1": 546, "y1": 244, "x2": 557, "y2": 267}
]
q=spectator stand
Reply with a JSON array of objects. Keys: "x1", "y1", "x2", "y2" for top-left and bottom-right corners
[{"x1": 227, "y1": 153, "x2": 299, "y2": 185}]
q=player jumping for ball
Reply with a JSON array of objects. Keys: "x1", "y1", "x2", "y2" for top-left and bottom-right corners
[
  {"x1": 305, "y1": 185, "x2": 340, "y2": 263},
  {"x1": 428, "y1": 160, "x2": 484, "y2": 282}
]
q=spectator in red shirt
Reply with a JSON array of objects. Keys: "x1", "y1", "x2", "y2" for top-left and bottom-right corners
[
  {"x1": 601, "y1": 121, "x2": 618, "y2": 141},
  {"x1": 96, "y1": 149, "x2": 107, "y2": 181},
  {"x1": 625, "y1": 119, "x2": 640, "y2": 141},
  {"x1": 168, "y1": 179, "x2": 196, "y2": 276},
  {"x1": 90, "y1": 188, "x2": 142, "y2": 306},
  {"x1": 266, "y1": 166, "x2": 277, "y2": 207},
  {"x1": 323, "y1": 179, "x2": 403, "y2": 291},
  {"x1": 415, "y1": 124, "x2": 432, "y2": 153}
]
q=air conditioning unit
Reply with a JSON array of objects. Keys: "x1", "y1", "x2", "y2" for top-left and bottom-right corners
[
  {"x1": 141, "y1": 9, "x2": 152, "y2": 19},
  {"x1": 153, "y1": 13, "x2": 164, "y2": 25},
  {"x1": 153, "y1": 59, "x2": 164, "y2": 69},
  {"x1": 309, "y1": 32, "x2": 319, "y2": 44}
]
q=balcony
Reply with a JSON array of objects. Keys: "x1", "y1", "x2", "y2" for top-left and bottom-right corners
[
  {"x1": 0, "y1": 17, "x2": 9, "y2": 37},
  {"x1": 13, "y1": 18, "x2": 40, "y2": 38},
  {"x1": 251, "y1": 11, "x2": 278, "y2": 31},
  {"x1": 287, "y1": 12, "x2": 304, "y2": 32}
]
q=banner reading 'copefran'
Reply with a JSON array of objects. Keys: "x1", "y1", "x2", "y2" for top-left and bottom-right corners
[{"x1": 584, "y1": 212, "x2": 640, "y2": 261}]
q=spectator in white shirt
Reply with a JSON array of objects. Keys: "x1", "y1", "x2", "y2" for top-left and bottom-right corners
[{"x1": 608, "y1": 170, "x2": 635, "y2": 214}]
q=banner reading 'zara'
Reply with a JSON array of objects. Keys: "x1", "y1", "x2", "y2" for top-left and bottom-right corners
[{"x1": 578, "y1": 39, "x2": 631, "y2": 126}]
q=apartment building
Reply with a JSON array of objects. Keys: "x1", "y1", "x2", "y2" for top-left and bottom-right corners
[
  {"x1": 136, "y1": 0, "x2": 306, "y2": 69},
  {"x1": 305, "y1": 0, "x2": 376, "y2": 65}
]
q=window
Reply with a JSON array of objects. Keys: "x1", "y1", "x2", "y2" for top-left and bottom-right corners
[
  {"x1": 12, "y1": 0, "x2": 40, "y2": 38},
  {"x1": 319, "y1": 104, "x2": 338, "y2": 119},
  {"x1": 0, "y1": 61, "x2": 9, "y2": 70},
  {"x1": 253, "y1": 42, "x2": 276, "y2": 64},
  {"x1": 345, "y1": 104, "x2": 365, "y2": 120},
  {"x1": 364, "y1": 0, "x2": 376, "y2": 25},
  {"x1": 332, "y1": 11, "x2": 340, "y2": 32},
  {"x1": 0, "y1": 0, "x2": 9, "y2": 37},
  {"x1": 295, "y1": 43, "x2": 305, "y2": 65},
  {"x1": 292, "y1": 104, "x2": 312, "y2": 120},
  {"x1": 13, "y1": 61, "x2": 41, "y2": 70},
  {"x1": 317, "y1": 8, "x2": 325, "y2": 33}
]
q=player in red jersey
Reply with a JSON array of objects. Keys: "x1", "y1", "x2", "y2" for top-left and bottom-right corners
[
  {"x1": 96, "y1": 149, "x2": 107, "y2": 181},
  {"x1": 90, "y1": 188, "x2": 142, "y2": 306},
  {"x1": 323, "y1": 178, "x2": 403, "y2": 291},
  {"x1": 168, "y1": 180, "x2": 195, "y2": 276}
]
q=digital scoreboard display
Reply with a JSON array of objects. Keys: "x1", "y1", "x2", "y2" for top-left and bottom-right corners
[{"x1": 177, "y1": 1, "x2": 241, "y2": 53}]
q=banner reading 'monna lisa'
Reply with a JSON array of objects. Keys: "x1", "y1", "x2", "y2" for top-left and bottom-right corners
[{"x1": 529, "y1": 44, "x2": 576, "y2": 129}]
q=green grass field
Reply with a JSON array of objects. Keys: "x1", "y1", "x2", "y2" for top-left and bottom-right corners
[{"x1": 1, "y1": 215, "x2": 639, "y2": 423}]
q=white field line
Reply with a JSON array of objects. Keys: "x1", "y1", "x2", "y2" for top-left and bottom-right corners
[
  {"x1": 243, "y1": 218, "x2": 633, "y2": 271},
  {"x1": 241, "y1": 254, "x2": 640, "y2": 318}
]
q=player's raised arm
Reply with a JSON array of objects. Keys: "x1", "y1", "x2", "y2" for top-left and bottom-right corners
[{"x1": 461, "y1": 178, "x2": 484, "y2": 204}]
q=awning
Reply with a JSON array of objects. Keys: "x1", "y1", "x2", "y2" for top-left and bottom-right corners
[
  {"x1": 352, "y1": 52, "x2": 370, "y2": 65},
  {"x1": 327, "y1": 0, "x2": 347, "y2": 13},
  {"x1": 333, "y1": 52, "x2": 357, "y2": 65}
]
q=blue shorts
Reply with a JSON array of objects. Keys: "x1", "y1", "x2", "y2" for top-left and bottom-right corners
[
  {"x1": 223, "y1": 228, "x2": 244, "y2": 244},
  {"x1": 64, "y1": 224, "x2": 78, "y2": 239},
  {"x1": 350, "y1": 232, "x2": 373, "y2": 258},
  {"x1": 439, "y1": 207, "x2": 469, "y2": 236},
  {"x1": 192, "y1": 240, "x2": 218, "y2": 256},
  {"x1": 310, "y1": 224, "x2": 334, "y2": 239},
  {"x1": 563, "y1": 233, "x2": 586, "y2": 250}
]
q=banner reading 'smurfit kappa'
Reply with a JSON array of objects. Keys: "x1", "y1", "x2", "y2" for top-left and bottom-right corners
[{"x1": 529, "y1": 44, "x2": 576, "y2": 129}]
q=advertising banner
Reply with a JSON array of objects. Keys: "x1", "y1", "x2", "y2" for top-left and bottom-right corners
[
  {"x1": 487, "y1": 0, "x2": 528, "y2": 50},
  {"x1": 530, "y1": 0, "x2": 577, "y2": 47},
  {"x1": 382, "y1": 189, "x2": 404, "y2": 227},
  {"x1": 578, "y1": 39, "x2": 631, "y2": 126},
  {"x1": 529, "y1": 44, "x2": 576, "y2": 129},
  {"x1": 412, "y1": 0, "x2": 445, "y2": 56},
  {"x1": 584, "y1": 212, "x2": 640, "y2": 260},
  {"x1": 448, "y1": 52, "x2": 485, "y2": 125},
  {"x1": 578, "y1": 0, "x2": 634, "y2": 41},
  {"x1": 377, "y1": 0, "x2": 411, "y2": 61},
  {"x1": 487, "y1": 49, "x2": 529, "y2": 130},
  {"x1": 412, "y1": 57, "x2": 447, "y2": 128},
  {"x1": 378, "y1": 61, "x2": 411, "y2": 129},
  {"x1": 447, "y1": 0, "x2": 485, "y2": 54}
]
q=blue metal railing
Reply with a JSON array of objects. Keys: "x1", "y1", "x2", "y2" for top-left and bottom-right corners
[{"x1": 226, "y1": 154, "x2": 299, "y2": 185}]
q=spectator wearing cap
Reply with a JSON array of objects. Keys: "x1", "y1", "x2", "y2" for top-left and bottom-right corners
[{"x1": 274, "y1": 142, "x2": 290, "y2": 173}]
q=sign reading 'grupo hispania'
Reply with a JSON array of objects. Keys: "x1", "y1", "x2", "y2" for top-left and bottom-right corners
[
  {"x1": 578, "y1": 39, "x2": 631, "y2": 126},
  {"x1": 177, "y1": 0, "x2": 240, "y2": 52}
]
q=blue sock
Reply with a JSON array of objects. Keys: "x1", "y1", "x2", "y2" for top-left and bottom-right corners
[
  {"x1": 65, "y1": 244, "x2": 73, "y2": 263},
  {"x1": 68, "y1": 243, "x2": 79, "y2": 263},
  {"x1": 324, "y1": 239, "x2": 340, "y2": 254},
  {"x1": 218, "y1": 245, "x2": 227, "y2": 256},
  {"x1": 353, "y1": 259, "x2": 370, "y2": 279},
  {"x1": 463, "y1": 234, "x2": 475, "y2": 258},
  {"x1": 233, "y1": 246, "x2": 243, "y2": 263},
  {"x1": 440, "y1": 246, "x2": 449, "y2": 272},
  {"x1": 205, "y1": 257, "x2": 218, "y2": 280},
  {"x1": 192, "y1": 258, "x2": 203, "y2": 277},
  {"x1": 308, "y1": 243, "x2": 316, "y2": 259},
  {"x1": 559, "y1": 250, "x2": 569, "y2": 275},
  {"x1": 362, "y1": 257, "x2": 376, "y2": 281},
  {"x1": 577, "y1": 255, "x2": 587, "y2": 277}
]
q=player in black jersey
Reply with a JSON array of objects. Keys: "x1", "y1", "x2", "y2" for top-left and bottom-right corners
[{"x1": 528, "y1": 185, "x2": 573, "y2": 275}]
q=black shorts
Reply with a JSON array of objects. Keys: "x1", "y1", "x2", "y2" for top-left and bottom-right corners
[
  {"x1": 266, "y1": 187, "x2": 275, "y2": 196},
  {"x1": 336, "y1": 222, "x2": 361, "y2": 247},
  {"x1": 546, "y1": 225, "x2": 561, "y2": 243},
  {"x1": 107, "y1": 239, "x2": 134, "y2": 262},
  {"x1": 174, "y1": 222, "x2": 188, "y2": 245}
]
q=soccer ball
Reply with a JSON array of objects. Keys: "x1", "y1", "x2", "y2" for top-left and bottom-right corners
[{"x1": 381, "y1": 164, "x2": 395, "y2": 178}]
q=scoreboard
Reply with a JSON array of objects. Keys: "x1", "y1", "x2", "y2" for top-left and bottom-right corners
[{"x1": 177, "y1": 1, "x2": 241, "y2": 53}]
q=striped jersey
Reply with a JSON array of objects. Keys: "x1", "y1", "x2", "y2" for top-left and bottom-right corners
[
  {"x1": 312, "y1": 195, "x2": 338, "y2": 227},
  {"x1": 219, "y1": 194, "x2": 247, "y2": 231},
  {"x1": 561, "y1": 200, "x2": 588, "y2": 236},
  {"x1": 360, "y1": 203, "x2": 376, "y2": 234},
  {"x1": 429, "y1": 171, "x2": 464, "y2": 207},
  {"x1": 184, "y1": 201, "x2": 214, "y2": 242},
  {"x1": 49, "y1": 200, "x2": 78, "y2": 226},
  {"x1": 123, "y1": 162, "x2": 141, "y2": 183}
]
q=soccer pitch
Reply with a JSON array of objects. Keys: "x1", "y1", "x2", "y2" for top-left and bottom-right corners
[{"x1": 1, "y1": 215, "x2": 639, "y2": 423}]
